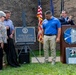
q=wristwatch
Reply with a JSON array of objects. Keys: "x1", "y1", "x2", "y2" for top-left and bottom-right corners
[{"x1": 64, "y1": 27, "x2": 76, "y2": 44}]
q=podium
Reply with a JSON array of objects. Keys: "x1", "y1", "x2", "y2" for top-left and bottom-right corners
[{"x1": 60, "y1": 25, "x2": 76, "y2": 63}]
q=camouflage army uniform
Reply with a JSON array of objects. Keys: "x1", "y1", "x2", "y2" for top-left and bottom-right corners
[{"x1": 0, "y1": 22, "x2": 7, "y2": 43}]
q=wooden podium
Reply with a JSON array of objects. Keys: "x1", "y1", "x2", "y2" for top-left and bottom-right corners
[{"x1": 60, "y1": 25, "x2": 76, "y2": 63}]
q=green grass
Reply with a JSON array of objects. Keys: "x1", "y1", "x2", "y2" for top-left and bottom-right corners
[
  {"x1": 1, "y1": 50, "x2": 76, "y2": 75},
  {"x1": 1, "y1": 62, "x2": 76, "y2": 75}
]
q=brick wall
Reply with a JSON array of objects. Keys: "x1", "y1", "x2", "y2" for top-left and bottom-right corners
[{"x1": 0, "y1": 0, "x2": 76, "y2": 50}]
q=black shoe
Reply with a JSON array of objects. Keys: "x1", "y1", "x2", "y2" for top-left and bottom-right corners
[
  {"x1": 11, "y1": 65, "x2": 17, "y2": 67},
  {"x1": 0, "y1": 69, "x2": 2, "y2": 70},
  {"x1": 17, "y1": 64, "x2": 20, "y2": 67}
]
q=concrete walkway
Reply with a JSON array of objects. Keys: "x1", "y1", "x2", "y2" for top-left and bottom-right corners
[{"x1": 31, "y1": 57, "x2": 60, "y2": 63}]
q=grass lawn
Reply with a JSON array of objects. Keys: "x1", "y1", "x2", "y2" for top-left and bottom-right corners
[
  {"x1": 1, "y1": 50, "x2": 76, "y2": 75},
  {"x1": 1, "y1": 62, "x2": 76, "y2": 75}
]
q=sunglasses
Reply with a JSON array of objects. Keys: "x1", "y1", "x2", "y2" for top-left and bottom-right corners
[{"x1": 3, "y1": 16, "x2": 6, "y2": 18}]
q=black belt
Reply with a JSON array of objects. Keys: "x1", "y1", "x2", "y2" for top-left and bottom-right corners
[{"x1": 44, "y1": 34, "x2": 56, "y2": 36}]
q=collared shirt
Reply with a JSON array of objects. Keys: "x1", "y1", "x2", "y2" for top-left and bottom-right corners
[
  {"x1": 4, "y1": 19, "x2": 15, "y2": 34},
  {"x1": 64, "y1": 17, "x2": 68, "y2": 22},
  {"x1": 42, "y1": 17, "x2": 61, "y2": 35}
]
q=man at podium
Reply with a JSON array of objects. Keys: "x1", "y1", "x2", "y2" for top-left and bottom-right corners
[{"x1": 59, "y1": 10, "x2": 75, "y2": 25}]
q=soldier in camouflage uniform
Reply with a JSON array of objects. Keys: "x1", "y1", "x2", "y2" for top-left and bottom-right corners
[{"x1": 0, "y1": 11, "x2": 7, "y2": 70}]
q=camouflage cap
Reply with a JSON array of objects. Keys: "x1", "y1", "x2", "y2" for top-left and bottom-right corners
[{"x1": 0, "y1": 11, "x2": 6, "y2": 17}]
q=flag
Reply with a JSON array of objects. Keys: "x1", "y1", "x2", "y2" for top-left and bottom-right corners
[
  {"x1": 37, "y1": 0, "x2": 43, "y2": 43},
  {"x1": 50, "y1": 0, "x2": 54, "y2": 16}
]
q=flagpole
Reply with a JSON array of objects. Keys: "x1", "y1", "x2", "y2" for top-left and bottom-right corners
[
  {"x1": 37, "y1": 0, "x2": 42, "y2": 56},
  {"x1": 61, "y1": 0, "x2": 64, "y2": 12},
  {"x1": 50, "y1": 0, "x2": 54, "y2": 16},
  {"x1": 39, "y1": 42, "x2": 42, "y2": 56},
  {"x1": 39, "y1": 0, "x2": 41, "y2": 57}
]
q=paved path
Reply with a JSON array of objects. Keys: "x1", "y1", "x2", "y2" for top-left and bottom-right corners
[{"x1": 31, "y1": 57, "x2": 60, "y2": 63}]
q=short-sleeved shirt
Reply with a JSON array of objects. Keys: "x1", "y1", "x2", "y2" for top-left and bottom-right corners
[
  {"x1": 4, "y1": 19, "x2": 15, "y2": 34},
  {"x1": 0, "y1": 22, "x2": 7, "y2": 43},
  {"x1": 42, "y1": 16, "x2": 61, "y2": 35}
]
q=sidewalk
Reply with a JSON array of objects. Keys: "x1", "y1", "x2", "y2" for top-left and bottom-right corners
[{"x1": 31, "y1": 57, "x2": 60, "y2": 63}]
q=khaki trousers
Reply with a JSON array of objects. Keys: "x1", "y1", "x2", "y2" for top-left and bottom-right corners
[{"x1": 43, "y1": 35, "x2": 56, "y2": 62}]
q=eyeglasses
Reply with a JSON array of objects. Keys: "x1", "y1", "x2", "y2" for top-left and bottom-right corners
[{"x1": 3, "y1": 16, "x2": 6, "y2": 18}]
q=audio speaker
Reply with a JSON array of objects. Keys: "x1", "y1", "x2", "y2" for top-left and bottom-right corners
[
  {"x1": 19, "y1": 53, "x2": 30, "y2": 64},
  {"x1": 18, "y1": 49, "x2": 30, "y2": 64}
]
